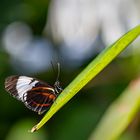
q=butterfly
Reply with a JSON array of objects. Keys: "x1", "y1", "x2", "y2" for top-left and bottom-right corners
[{"x1": 4, "y1": 64, "x2": 63, "y2": 115}]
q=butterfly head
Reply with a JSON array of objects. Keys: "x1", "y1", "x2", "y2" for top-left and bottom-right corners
[{"x1": 54, "y1": 81, "x2": 63, "y2": 94}]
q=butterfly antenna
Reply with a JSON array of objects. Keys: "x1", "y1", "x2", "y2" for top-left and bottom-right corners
[
  {"x1": 51, "y1": 61, "x2": 56, "y2": 75},
  {"x1": 56, "y1": 62, "x2": 60, "y2": 82}
]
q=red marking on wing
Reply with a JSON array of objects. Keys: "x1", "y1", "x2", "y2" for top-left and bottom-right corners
[
  {"x1": 28, "y1": 92, "x2": 56, "y2": 100},
  {"x1": 32, "y1": 101, "x2": 51, "y2": 107},
  {"x1": 49, "y1": 94, "x2": 56, "y2": 100},
  {"x1": 31, "y1": 87, "x2": 54, "y2": 91}
]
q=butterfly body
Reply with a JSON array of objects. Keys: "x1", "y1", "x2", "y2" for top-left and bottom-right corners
[{"x1": 5, "y1": 75, "x2": 62, "y2": 114}]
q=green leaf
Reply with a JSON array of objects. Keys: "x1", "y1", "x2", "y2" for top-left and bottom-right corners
[
  {"x1": 31, "y1": 25, "x2": 140, "y2": 132},
  {"x1": 89, "y1": 78, "x2": 140, "y2": 140}
]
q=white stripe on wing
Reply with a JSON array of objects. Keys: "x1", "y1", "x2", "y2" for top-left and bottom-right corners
[{"x1": 16, "y1": 76, "x2": 38, "y2": 100}]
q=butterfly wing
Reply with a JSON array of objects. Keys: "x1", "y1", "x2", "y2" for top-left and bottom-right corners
[{"x1": 5, "y1": 75, "x2": 57, "y2": 114}]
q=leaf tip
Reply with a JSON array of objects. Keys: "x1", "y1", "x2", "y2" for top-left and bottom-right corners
[{"x1": 30, "y1": 125, "x2": 38, "y2": 133}]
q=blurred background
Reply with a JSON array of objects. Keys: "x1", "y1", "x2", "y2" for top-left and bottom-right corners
[{"x1": 1, "y1": 0, "x2": 140, "y2": 140}]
